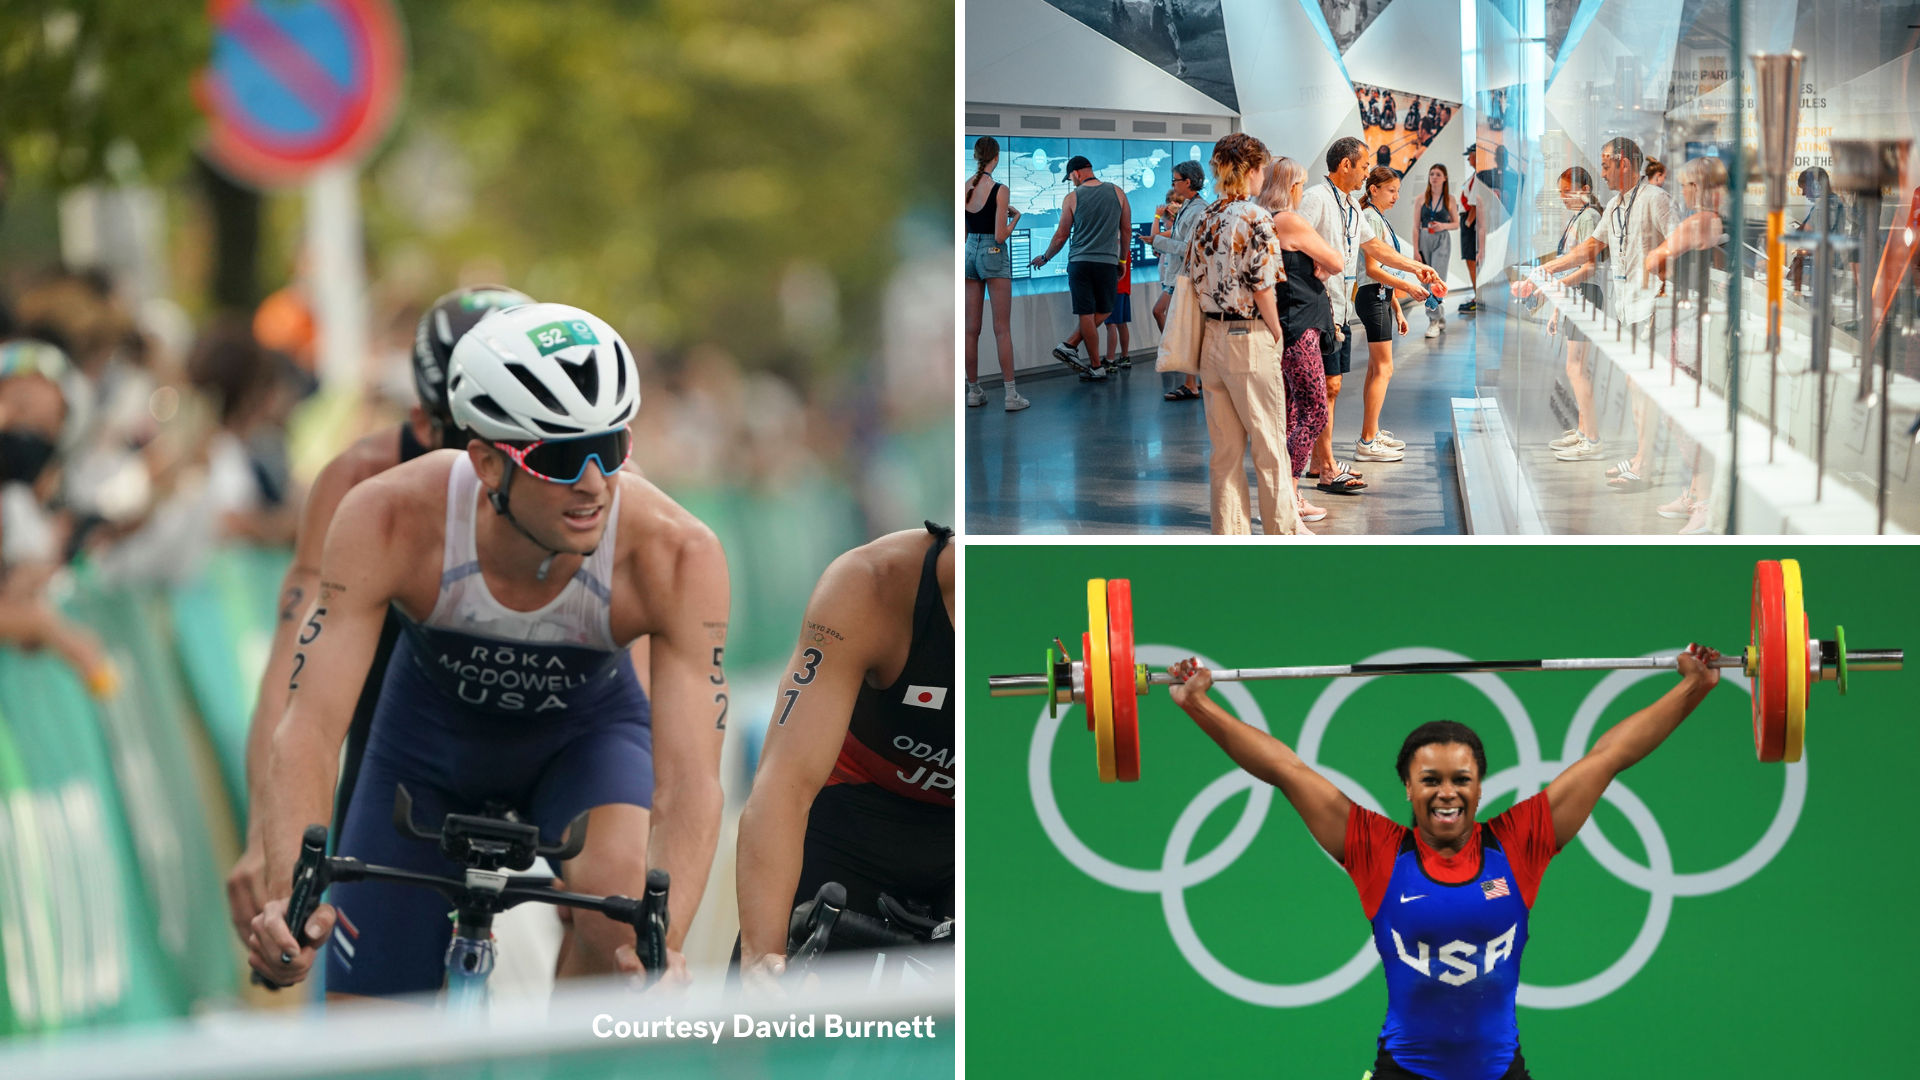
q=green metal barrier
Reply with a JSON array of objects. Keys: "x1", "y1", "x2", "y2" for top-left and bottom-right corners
[
  {"x1": 166, "y1": 545, "x2": 291, "y2": 819},
  {"x1": 0, "y1": 651, "x2": 182, "y2": 1034}
]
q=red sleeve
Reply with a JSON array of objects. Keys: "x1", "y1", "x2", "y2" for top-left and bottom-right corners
[
  {"x1": 1342, "y1": 802, "x2": 1409, "y2": 921},
  {"x1": 1486, "y1": 792, "x2": 1560, "y2": 908}
]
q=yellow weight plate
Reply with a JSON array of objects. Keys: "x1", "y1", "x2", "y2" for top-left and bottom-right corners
[
  {"x1": 1781, "y1": 559, "x2": 1807, "y2": 763},
  {"x1": 1087, "y1": 579, "x2": 1116, "y2": 783}
]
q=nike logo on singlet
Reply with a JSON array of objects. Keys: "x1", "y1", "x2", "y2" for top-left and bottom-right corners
[{"x1": 1400, "y1": 893, "x2": 1426, "y2": 903}]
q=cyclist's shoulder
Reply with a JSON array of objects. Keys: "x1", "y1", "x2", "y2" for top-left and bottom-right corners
[
  {"x1": 814, "y1": 529, "x2": 932, "y2": 615},
  {"x1": 611, "y1": 469, "x2": 726, "y2": 574},
  {"x1": 310, "y1": 425, "x2": 407, "y2": 501},
  {"x1": 331, "y1": 449, "x2": 457, "y2": 538}
]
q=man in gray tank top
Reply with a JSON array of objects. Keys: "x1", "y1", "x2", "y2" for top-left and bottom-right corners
[{"x1": 1030, "y1": 155, "x2": 1132, "y2": 380}]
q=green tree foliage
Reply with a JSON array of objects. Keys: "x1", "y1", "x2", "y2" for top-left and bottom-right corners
[
  {"x1": 0, "y1": 1, "x2": 208, "y2": 185},
  {"x1": 382, "y1": 0, "x2": 952, "y2": 371}
]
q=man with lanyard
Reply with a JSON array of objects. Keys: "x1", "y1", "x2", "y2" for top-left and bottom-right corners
[
  {"x1": 247, "y1": 302, "x2": 728, "y2": 997},
  {"x1": 1296, "y1": 137, "x2": 1443, "y2": 495},
  {"x1": 1031, "y1": 155, "x2": 1131, "y2": 382},
  {"x1": 735, "y1": 524, "x2": 953, "y2": 988},
  {"x1": 1532, "y1": 137, "x2": 1677, "y2": 490},
  {"x1": 224, "y1": 286, "x2": 540, "y2": 941}
]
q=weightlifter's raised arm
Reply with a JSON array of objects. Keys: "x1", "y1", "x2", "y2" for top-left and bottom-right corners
[
  {"x1": 1168, "y1": 658, "x2": 1353, "y2": 862},
  {"x1": 1543, "y1": 644, "x2": 1720, "y2": 849}
]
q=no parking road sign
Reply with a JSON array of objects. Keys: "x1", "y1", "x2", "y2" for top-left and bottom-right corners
[{"x1": 196, "y1": 0, "x2": 405, "y2": 187}]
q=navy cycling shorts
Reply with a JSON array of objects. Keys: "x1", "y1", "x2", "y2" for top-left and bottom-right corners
[{"x1": 323, "y1": 633, "x2": 653, "y2": 997}]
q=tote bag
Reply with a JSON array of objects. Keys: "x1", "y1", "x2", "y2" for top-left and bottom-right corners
[{"x1": 1155, "y1": 226, "x2": 1206, "y2": 374}]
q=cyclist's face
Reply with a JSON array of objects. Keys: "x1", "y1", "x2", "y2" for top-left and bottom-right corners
[
  {"x1": 1405, "y1": 742, "x2": 1481, "y2": 846},
  {"x1": 473, "y1": 443, "x2": 617, "y2": 554}
]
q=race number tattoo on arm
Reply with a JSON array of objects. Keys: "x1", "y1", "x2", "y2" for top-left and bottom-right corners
[
  {"x1": 279, "y1": 586, "x2": 305, "y2": 623},
  {"x1": 777, "y1": 688, "x2": 800, "y2": 726},
  {"x1": 710, "y1": 646, "x2": 725, "y2": 685},
  {"x1": 714, "y1": 692, "x2": 728, "y2": 730},
  {"x1": 298, "y1": 608, "x2": 328, "y2": 646},
  {"x1": 289, "y1": 652, "x2": 307, "y2": 691},
  {"x1": 793, "y1": 648, "x2": 822, "y2": 685}
]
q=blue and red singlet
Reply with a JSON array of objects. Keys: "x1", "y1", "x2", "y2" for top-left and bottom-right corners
[{"x1": 1344, "y1": 794, "x2": 1561, "y2": 1080}]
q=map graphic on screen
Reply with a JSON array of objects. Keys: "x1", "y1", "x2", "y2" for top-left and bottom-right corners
[{"x1": 963, "y1": 134, "x2": 1217, "y2": 294}]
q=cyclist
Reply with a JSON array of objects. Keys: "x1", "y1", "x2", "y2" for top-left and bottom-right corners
[
  {"x1": 247, "y1": 303, "x2": 728, "y2": 999},
  {"x1": 734, "y1": 523, "x2": 954, "y2": 988},
  {"x1": 226, "y1": 285, "x2": 540, "y2": 942}
]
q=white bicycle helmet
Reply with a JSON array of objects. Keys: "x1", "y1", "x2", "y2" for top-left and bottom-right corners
[{"x1": 447, "y1": 302, "x2": 639, "y2": 442}]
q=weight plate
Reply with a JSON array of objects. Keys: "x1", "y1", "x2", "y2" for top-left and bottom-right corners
[
  {"x1": 1750, "y1": 561, "x2": 1788, "y2": 762},
  {"x1": 1781, "y1": 559, "x2": 1807, "y2": 763},
  {"x1": 1082, "y1": 634, "x2": 1093, "y2": 730},
  {"x1": 1087, "y1": 580, "x2": 1116, "y2": 783},
  {"x1": 1108, "y1": 579, "x2": 1141, "y2": 783}
]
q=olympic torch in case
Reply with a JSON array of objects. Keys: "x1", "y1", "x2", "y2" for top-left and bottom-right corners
[{"x1": 1752, "y1": 50, "x2": 1803, "y2": 462}]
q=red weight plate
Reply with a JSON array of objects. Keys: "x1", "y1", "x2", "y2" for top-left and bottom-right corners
[
  {"x1": 1751, "y1": 561, "x2": 1787, "y2": 762},
  {"x1": 1108, "y1": 579, "x2": 1141, "y2": 782}
]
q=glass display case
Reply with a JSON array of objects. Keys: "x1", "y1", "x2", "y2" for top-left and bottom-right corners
[{"x1": 1468, "y1": 0, "x2": 1917, "y2": 533}]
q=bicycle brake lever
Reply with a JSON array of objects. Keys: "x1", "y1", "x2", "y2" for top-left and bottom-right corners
[
  {"x1": 392, "y1": 785, "x2": 438, "y2": 843},
  {"x1": 636, "y1": 868, "x2": 670, "y2": 986},
  {"x1": 252, "y1": 824, "x2": 330, "y2": 992},
  {"x1": 788, "y1": 881, "x2": 846, "y2": 981}
]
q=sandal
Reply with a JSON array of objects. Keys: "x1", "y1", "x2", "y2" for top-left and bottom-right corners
[
  {"x1": 1305, "y1": 459, "x2": 1364, "y2": 481},
  {"x1": 1164, "y1": 384, "x2": 1200, "y2": 401},
  {"x1": 1605, "y1": 458, "x2": 1634, "y2": 479},
  {"x1": 1315, "y1": 467, "x2": 1368, "y2": 495},
  {"x1": 1607, "y1": 468, "x2": 1650, "y2": 493}
]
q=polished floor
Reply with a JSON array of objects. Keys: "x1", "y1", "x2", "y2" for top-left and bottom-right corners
[
  {"x1": 965, "y1": 312, "x2": 1478, "y2": 535},
  {"x1": 964, "y1": 295, "x2": 1720, "y2": 535}
]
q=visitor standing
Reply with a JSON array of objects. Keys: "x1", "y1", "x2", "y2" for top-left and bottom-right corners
[
  {"x1": 963, "y1": 137, "x2": 1028, "y2": 411},
  {"x1": 1030, "y1": 156, "x2": 1130, "y2": 382}
]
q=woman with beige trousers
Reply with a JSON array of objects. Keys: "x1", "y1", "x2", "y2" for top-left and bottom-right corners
[{"x1": 1183, "y1": 132, "x2": 1301, "y2": 535}]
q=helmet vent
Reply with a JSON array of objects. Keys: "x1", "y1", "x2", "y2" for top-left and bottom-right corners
[
  {"x1": 560, "y1": 351, "x2": 600, "y2": 404},
  {"x1": 506, "y1": 363, "x2": 565, "y2": 413},
  {"x1": 533, "y1": 419, "x2": 584, "y2": 435},
  {"x1": 614, "y1": 340, "x2": 629, "y2": 401},
  {"x1": 470, "y1": 395, "x2": 513, "y2": 424},
  {"x1": 611, "y1": 400, "x2": 633, "y2": 425}
]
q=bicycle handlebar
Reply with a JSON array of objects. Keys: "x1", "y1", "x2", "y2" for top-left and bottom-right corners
[{"x1": 251, "y1": 825, "x2": 328, "y2": 991}]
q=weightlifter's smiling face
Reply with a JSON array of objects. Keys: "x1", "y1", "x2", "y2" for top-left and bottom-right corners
[{"x1": 1406, "y1": 742, "x2": 1481, "y2": 849}]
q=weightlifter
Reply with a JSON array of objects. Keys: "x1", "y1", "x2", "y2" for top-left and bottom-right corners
[
  {"x1": 1166, "y1": 644, "x2": 1723, "y2": 1080},
  {"x1": 734, "y1": 523, "x2": 955, "y2": 988}
]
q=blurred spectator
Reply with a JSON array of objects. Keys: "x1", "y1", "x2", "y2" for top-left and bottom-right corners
[
  {"x1": 187, "y1": 317, "x2": 305, "y2": 543},
  {"x1": 0, "y1": 339, "x2": 114, "y2": 694}
]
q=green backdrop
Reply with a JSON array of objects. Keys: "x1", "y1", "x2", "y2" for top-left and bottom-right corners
[{"x1": 966, "y1": 545, "x2": 1917, "y2": 1078}]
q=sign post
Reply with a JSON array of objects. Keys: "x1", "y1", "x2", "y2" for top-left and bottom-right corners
[{"x1": 195, "y1": 0, "x2": 405, "y2": 391}]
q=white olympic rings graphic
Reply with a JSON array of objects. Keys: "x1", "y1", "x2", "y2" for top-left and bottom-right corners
[{"x1": 1030, "y1": 644, "x2": 1807, "y2": 1010}]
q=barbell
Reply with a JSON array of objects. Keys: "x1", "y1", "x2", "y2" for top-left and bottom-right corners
[{"x1": 986, "y1": 560, "x2": 1902, "y2": 783}]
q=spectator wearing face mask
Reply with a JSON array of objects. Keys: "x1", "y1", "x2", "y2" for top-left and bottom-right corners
[{"x1": 0, "y1": 339, "x2": 115, "y2": 695}]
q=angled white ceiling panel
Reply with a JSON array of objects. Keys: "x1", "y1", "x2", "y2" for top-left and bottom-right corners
[
  {"x1": 1343, "y1": 0, "x2": 1464, "y2": 105},
  {"x1": 966, "y1": 0, "x2": 1236, "y2": 115},
  {"x1": 1223, "y1": 0, "x2": 1358, "y2": 166}
]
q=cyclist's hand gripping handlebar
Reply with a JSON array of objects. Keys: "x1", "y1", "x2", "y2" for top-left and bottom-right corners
[
  {"x1": 252, "y1": 824, "x2": 329, "y2": 991},
  {"x1": 787, "y1": 881, "x2": 847, "y2": 980},
  {"x1": 603, "y1": 869, "x2": 671, "y2": 987}
]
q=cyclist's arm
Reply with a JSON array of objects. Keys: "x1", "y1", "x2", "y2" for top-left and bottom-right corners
[
  {"x1": 636, "y1": 524, "x2": 730, "y2": 960},
  {"x1": 251, "y1": 483, "x2": 404, "y2": 979},
  {"x1": 735, "y1": 559, "x2": 876, "y2": 972},
  {"x1": 230, "y1": 436, "x2": 392, "y2": 934},
  {"x1": 1168, "y1": 660, "x2": 1352, "y2": 861}
]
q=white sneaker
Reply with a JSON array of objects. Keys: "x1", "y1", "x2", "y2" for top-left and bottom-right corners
[
  {"x1": 1354, "y1": 436, "x2": 1405, "y2": 462},
  {"x1": 1553, "y1": 434, "x2": 1606, "y2": 461},
  {"x1": 1548, "y1": 429, "x2": 1582, "y2": 450},
  {"x1": 1374, "y1": 430, "x2": 1406, "y2": 450},
  {"x1": 1424, "y1": 323, "x2": 1441, "y2": 338},
  {"x1": 1295, "y1": 499, "x2": 1328, "y2": 522},
  {"x1": 1004, "y1": 389, "x2": 1030, "y2": 412},
  {"x1": 1679, "y1": 500, "x2": 1713, "y2": 535},
  {"x1": 966, "y1": 384, "x2": 987, "y2": 407},
  {"x1": 1655, "y1": 491, "x2": 1695, "y2": 519}
]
